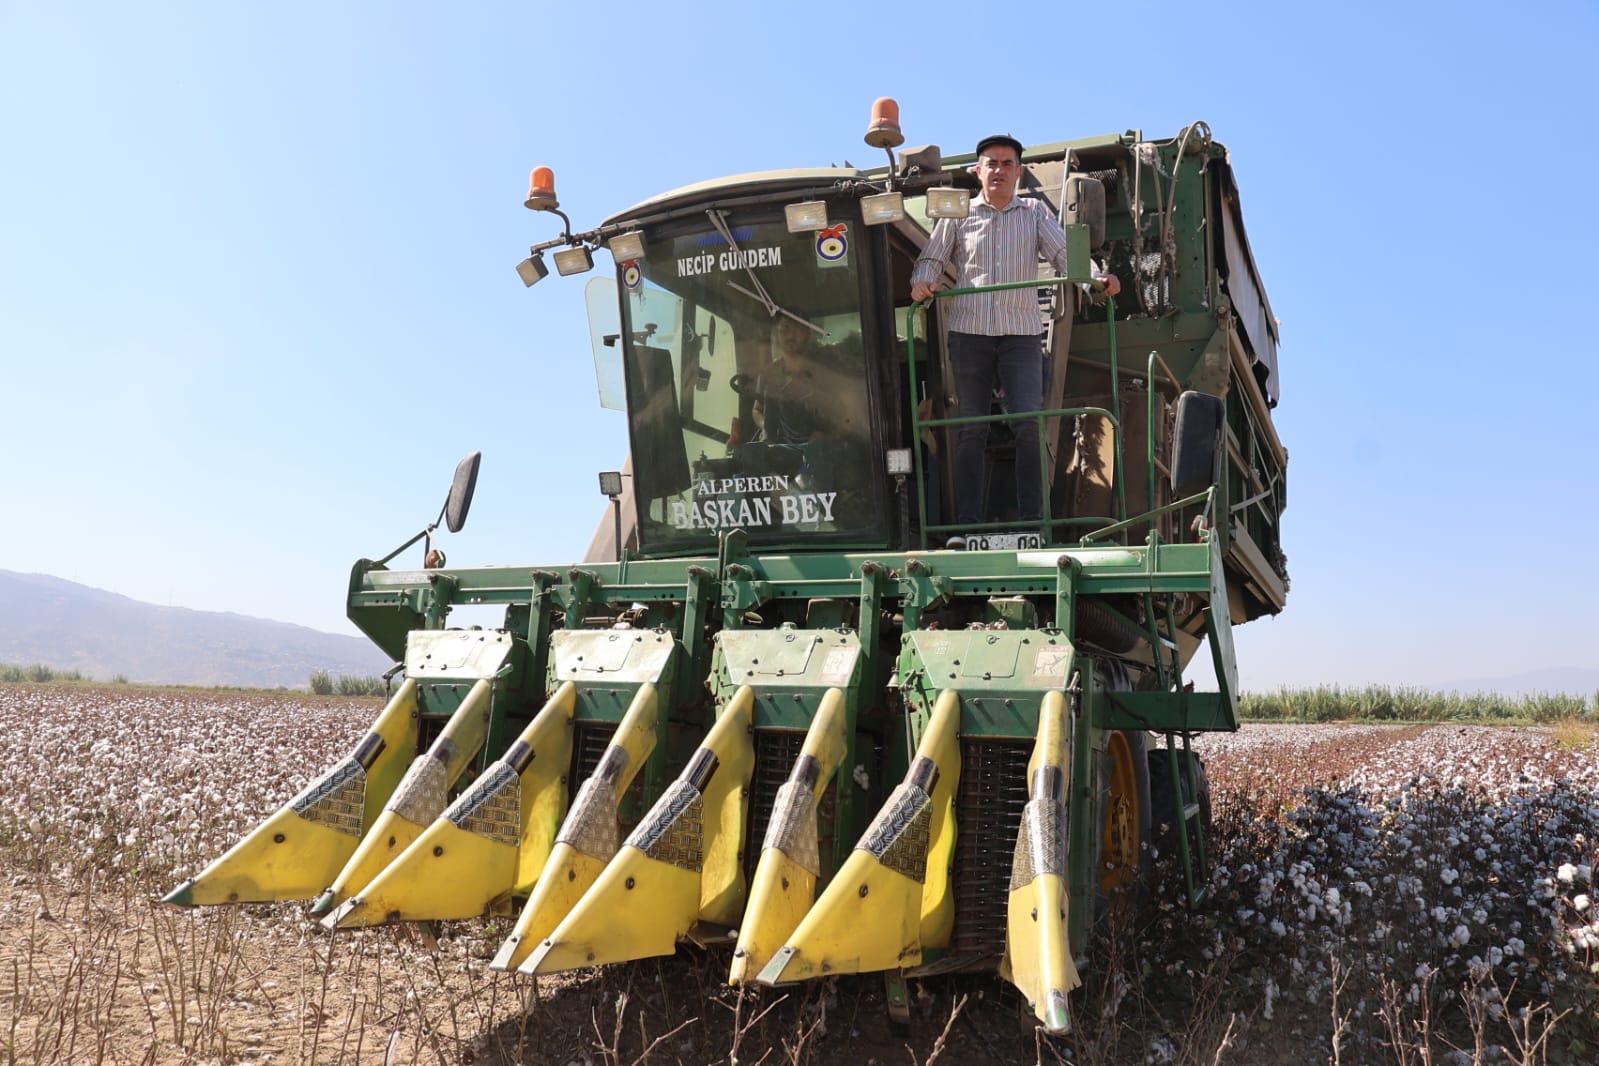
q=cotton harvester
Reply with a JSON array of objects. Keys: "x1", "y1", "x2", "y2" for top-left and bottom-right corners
[{"x1": 165, "y1": 102, "x2": 1288, "y2": 1034}]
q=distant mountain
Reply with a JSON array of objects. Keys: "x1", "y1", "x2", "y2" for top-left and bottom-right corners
[{"x1": 0, "y1": 570, "x2": 392, "y2": 688}]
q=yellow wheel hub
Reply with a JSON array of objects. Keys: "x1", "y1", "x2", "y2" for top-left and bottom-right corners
[{"x1": 1099, "y1": 731, "x2": 1142, "y2": 900}]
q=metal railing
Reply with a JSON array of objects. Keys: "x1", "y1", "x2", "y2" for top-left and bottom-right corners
[{"x1": 904, "y1": 277, "x2": 1129, "y2": 550}]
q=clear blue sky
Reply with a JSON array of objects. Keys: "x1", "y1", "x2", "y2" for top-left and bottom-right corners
[{"x1": 3, "y1": 2, "x2": 1595, "y2": 691}]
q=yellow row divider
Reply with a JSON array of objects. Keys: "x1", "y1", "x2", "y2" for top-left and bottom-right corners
[
  {"x1": 729, "y1": 687, "x2": 848, "y2": 983},
  {"x1": 521, "y1": 686, "x2": 757, "y2": 974},
  {"x1": 999, "y1": 689, "x2": 1080, "y2": 1033},
  {"x1": 323, "y1": 681, "x2": 578, "y2": 928},
  {"x1": 163, "y1": 678, "x2": 420, "y2": 907},
  {"x1": 757, "y1": 688, "x2": 961, "y2": 984},
  {"x1": 490, "y1": 682, "x2": 662, "y2": 972},
  {"x1": 310, "y1": 678, "x2": 493, "y2": 917}
]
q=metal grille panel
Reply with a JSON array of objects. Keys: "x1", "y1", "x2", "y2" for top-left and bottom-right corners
[
  {"x1": 570, "y1": 722, "x2": 615, "y2": 786},
  {"x1": 745, "y1": 730, "x2": 805, "y2": 883},
  {"x1": 950, "y1": 738, "x2": 1031, "y2": 955},
  {"x1": 1136, "y1": 251, "x2": 1170, "y2": 315},
  {"x1": 568, "y1": 721, "x2": 648, "y2": 834}
]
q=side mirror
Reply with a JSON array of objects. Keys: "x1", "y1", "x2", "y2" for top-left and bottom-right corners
[
  {"x1": 444, "y1": 451, "x2": 481, "y2": 533},
  {"x1": 1171, "y1": 392, "x2": 1224, "y2": 497}
]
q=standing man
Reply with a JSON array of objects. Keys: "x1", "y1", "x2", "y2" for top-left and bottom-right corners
[{"x1": 910, "y1": 133, "x2": 1119, "y2": 543}]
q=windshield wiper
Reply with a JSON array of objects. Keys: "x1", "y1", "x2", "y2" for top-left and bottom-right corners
[{"x1": 706, "y1": 209, "x2": 825, "y2": 337}]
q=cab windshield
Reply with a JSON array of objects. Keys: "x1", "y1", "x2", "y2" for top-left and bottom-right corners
[{"x1": 606, "y1": 208, "x2": 881, "y2": 554}]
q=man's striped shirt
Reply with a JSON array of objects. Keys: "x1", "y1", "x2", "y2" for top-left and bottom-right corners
[{"x1": 910, "y1": 194, "x2": 1069, "y2": 337}]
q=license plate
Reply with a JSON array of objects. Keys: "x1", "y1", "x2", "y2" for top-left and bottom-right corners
[{"x1": 966, "y1": 531, "x2": 1044, "y2": 550}]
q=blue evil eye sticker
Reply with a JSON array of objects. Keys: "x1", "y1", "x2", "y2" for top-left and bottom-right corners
[
  {"x1": 622, "y1": 260, "x2": 643, "y2": 289},
  {"x1": 816, "y1": 223, "x2": 848, "y2": 263}
]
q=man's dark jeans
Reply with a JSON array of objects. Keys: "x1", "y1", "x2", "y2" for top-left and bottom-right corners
[{"x1": 948, "y1": 331, "x2": 1044, "y2": 526}]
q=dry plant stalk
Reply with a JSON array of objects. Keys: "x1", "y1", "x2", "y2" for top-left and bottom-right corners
[
  {"x1": 911, "y1": 991, "x2": 968, "y2": 1066},
  {"x1": 725, "y1": 984, "x2": 786, "y2": 1066}
]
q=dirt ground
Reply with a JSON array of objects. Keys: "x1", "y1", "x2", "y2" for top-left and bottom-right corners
[
  {"x1": 2, "y1": 865, "x2": 1134, "y2": 1066},
  {"x1": 0, "y1": 829, "x2": 1360, "y2": 1066},
  {"x1": 4, "y1": 684, "x2": 1594, "y2": 1065}
]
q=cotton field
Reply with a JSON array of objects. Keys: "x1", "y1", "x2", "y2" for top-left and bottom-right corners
[
  {"x1": 1, "y1": 685, "x2": 1595, "y2": 1065},
  {"x1": 1181, "y1": 724, "x2": 1598, "y2": 1063}
]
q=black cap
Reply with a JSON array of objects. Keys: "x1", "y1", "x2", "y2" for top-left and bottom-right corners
[{"x1": 975, "y1": 133, "x2": 1024, "y2": 160}]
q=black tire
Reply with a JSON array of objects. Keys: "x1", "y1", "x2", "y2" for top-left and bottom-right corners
[{"x1": 1075, "y1": 598, "x2": 1143, "y2": 656}]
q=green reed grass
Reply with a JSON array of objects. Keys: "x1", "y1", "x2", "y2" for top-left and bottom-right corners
[{"x1": 1241, "y1": 684, "x2": 1595, "y2": 723}]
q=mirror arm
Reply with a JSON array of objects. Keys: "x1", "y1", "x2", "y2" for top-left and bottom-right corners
[{"x1": 375, "y1": 525, "x2": 435, "y2": 568}]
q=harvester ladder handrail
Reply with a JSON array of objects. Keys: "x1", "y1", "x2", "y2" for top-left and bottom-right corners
[
  {"x1": 1139, "y1": 346, "x2": 1204, "y2": 694},
  {"x1": 1145, "y1": 349, "x2": 1183, "y2": 519},
  {"x1": 915, "y1": 403, "x2": 1123, "y2": 543},
  {"x1": 1077, "y1": 488, "x2": 1212, "y2": 546},
  {"x1": 1162, "y1": 731, "x2": 1209, "y2": 907},
  {"x1": 904, "y1": 278, "x2": 1125, "y2": 550}
]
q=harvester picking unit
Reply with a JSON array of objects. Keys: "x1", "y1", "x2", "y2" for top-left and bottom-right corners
[{"x1": 166, "y1": 106, "x2": 1288, "y2": 1034}]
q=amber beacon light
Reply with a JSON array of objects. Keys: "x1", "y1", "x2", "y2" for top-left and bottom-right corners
[
  {"x1": 860, "y1": 97, "x2": 909, "y2": 225},
  {"x1": 864, "y1": 97, "x2": 904, "y2": 149},
  {"x1": 524, "y1": 167, "x2": 559, "y2": 211}
]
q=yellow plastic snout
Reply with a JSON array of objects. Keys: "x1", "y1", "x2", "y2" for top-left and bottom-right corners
[
  {"x1": 999, "y1": 690, "x2": 1080, "y2": 1034},
  {"x1": 756, "y1": 688, "x2": 961, "y2": 984},
  {"x1": 521, "y1": 687, "x2": 757, "y2": 975},
  {"x1": 729, "y1": 687, "x2": 848, "y2": 983},
  {"x1": 323, "y1": 681, "x2": 578, "y2": 929},
  {"x1": 490, "y1": 682, "x2": 662, "y2": 972},
  {"x1": 162, "y1": 679, "x2": 420, "y2": 907},
  {"x1": 311, "y1": 679, "x2": 493, "y2": 917}
]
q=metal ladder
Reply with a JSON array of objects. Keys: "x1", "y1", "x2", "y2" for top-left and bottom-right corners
[{"x1": 1162, "y1": 731, "x2": 1210, "y2": 907}]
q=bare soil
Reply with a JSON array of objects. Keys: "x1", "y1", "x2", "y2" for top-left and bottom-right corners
[{"x1": 3, "y1": 686, "x2": 1594, "y2": 1065}]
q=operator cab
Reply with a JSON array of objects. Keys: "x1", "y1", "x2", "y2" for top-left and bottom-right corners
[
  {"x1": 587, "y1": 177, "x2": 917, "y2": 558},
  {"x1": 557, "y1": 111, "x2": 1285, "y2": 599}
]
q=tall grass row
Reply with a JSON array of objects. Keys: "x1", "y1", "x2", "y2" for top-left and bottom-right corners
[{"x1": 1241, "y1": 684, "x2": 1597, "y2": 723}]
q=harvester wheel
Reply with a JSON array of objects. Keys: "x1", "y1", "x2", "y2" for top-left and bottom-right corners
[{"x1": 1096, "y1": 730, "x2": 1152, "y2": 921}]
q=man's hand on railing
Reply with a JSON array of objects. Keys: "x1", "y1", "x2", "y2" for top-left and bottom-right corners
[
  {"x1": 910, "y1": 281, "x2": 939, "y2": 302},
  {"x1": 1095, "y1": 273, "x2": 1121, "y2": 297}
]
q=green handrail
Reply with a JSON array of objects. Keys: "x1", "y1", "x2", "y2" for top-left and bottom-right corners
[
  {"x1": 915, "y1": 404, "x2": 1122, "y2": 542},
  {"x1": 904, "y1": 277, "x2": 1123, "y2": 550},
  {"x1": 1078, "y1": 488, "x2": 1213, "y2": 546},
  {"x1": 1145, "y1": 348, "x2": 1183, "y2": 518}
]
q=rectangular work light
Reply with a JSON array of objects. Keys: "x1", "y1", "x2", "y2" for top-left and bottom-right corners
[
  {"x1": 516, "y1": 252, "x2": 549, "y2": 287},
  {"x1": 860, "y1": 192, "x2": 906, "y2": 226},
  {"x1": 553, "y1": 245, "x2": 594, "y2": 276},
  {"x1": 607, "y1": 230, "x2": 646, "y2": 262},
  {"x1": 925, "y1": 187, "x2": 971, "y2": 220},
  {"x1": 785, "y1": 201, "x2": 829, "y2": 233}
]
